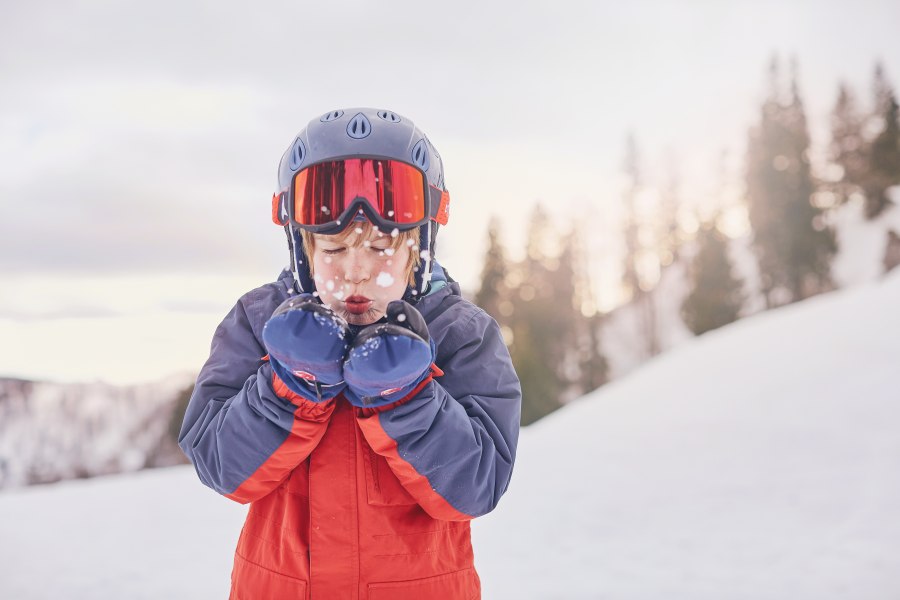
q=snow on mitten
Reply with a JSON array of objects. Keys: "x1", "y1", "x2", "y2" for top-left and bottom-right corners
[
  {"x1": 263, "y1": 294, "x2": 350, "y2": 402},
  {"x1": 343, "y1": 300, "x2": 436, "y2": 408}
]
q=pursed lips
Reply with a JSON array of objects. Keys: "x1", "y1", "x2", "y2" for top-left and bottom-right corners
[{"x1": 344, "y1": 295, "x2": 373, "y2": 315}]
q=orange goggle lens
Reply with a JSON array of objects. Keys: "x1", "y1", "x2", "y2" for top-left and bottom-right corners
[{"x1": 292, "y1": 159, "x2": 427, "y2": 227}]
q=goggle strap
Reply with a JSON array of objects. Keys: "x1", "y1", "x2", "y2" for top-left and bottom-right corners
[
  {"x1": 272, "y1": 193, "x2": 288, "y2": 226},
  {"x1": 433, "y1": 189, "x2": 450, "y2": 225}
]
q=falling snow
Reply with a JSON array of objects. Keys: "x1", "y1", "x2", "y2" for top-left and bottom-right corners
[{"x1": 376, "y1": 272, "x2": 395, "y2": 287}]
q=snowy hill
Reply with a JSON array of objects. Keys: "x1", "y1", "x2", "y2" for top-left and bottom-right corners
[
  {"x1": 1, "y1": 269, "x2": 898, "y2": 598},
  {"x1": 475, "y1": 268, "x2": 900, "y2": 599}
]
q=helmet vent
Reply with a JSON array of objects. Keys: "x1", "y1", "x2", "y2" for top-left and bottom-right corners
[
  {"x1": 320, "y1": 110, "x2": 344, "y2": 122},
  {"x1": 377, "y1": 110, "x2": 401, "y2": 123},
  {"x1": 347, "y1": 113, "x2": 372, "y2": 139},
  {"x1": 411, "y1": 139, "x2": 430, "y2": 171},
  {"x1": 288, "y1": 138, "x2": 306, "y2": 170}
]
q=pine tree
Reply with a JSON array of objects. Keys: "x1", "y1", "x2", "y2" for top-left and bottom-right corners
[
  {"x1": 828, "y1": 64, "x2": 900, "y2": 219},
  {"x1": 568, "y1": 224, "x2": 609, "y2": 393},
  {"x1": 581, "y1": 313, "x2": 608, "y2": 392},
  {"x1": 746, "y1": 57, "x2": 836, "y2": 306},
  {"x1": 884, "y1": 230, "x2": 900, "y2": 274},
  {"x1": 829, "y1": 83, "x2": 867, "y2": 206},
  {"x1": 474, "y1": 216, "x2": 510, "y2": 323},
  {"x1": 508, "y1": 206, "x2": 566, "y2": 425},
  {"x1": 492, "y1": 206, "x2": 606, "y2": 423},
  {"x1": 622, "y1": 132, "x2": 643, "y2": 300},
  {"x1": 866, "y1": 64, "x2": 900, "y2": 218},
  {"x1": 620, "y1": 133, "x2": 661, "y2": 356},
  {"x1": 681, "y1": 219, "x2": 745, "y2": 335},
  {"x1": 510, "y1": 324, "x2": 564, "y2": 425},
  {"x1": 658, "y1": 157, "x2": 684, "y2": 268},
  {"x1": 548, "y1": 240, "x2": 583, "y2": 402}
]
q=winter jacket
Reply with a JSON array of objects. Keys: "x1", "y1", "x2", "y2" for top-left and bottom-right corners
[{"x1": 178, "y1": 265, "x2": 521, "y2": 599}]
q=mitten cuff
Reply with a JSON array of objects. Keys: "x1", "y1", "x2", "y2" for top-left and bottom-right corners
[
  {"x1": 268, "y1": 355, "x2": 346, "y2": 404},
  {"x1": 351, "y1": 363, "x2": 443, "y2": 413}
]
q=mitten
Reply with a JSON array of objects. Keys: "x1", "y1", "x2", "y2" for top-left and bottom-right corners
[
  {"x1": 343, "y1": 300, "x2": 436, "y2": 408},
  {"x1": 262, "y1": 294, "x2": 350, "y2": 402}
]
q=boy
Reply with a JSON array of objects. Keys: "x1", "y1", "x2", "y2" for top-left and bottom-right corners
[{"x1": 179, "y1": 107, "x2": 521, "y2": 599}]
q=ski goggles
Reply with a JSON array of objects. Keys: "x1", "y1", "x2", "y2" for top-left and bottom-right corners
[{"x1": 272, "y1": 158, "x2": 450, "y2": 233}]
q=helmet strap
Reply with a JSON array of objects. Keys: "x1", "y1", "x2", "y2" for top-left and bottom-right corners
[{"x1": 286, "y1": 225, "x2": 315, "y2": 295}]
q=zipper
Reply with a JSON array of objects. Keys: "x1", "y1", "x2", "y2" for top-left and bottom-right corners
[{"x1": 368, "y1": 446, "x2": 381, "y2": 493}]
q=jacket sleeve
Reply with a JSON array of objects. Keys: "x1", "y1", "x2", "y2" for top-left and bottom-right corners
[
  {"x1": 178, "y1": 293, "x2": 335, "y2": 504},
  {"x1": 355, "y1": 308, "x2": 521, "y2": 521}
]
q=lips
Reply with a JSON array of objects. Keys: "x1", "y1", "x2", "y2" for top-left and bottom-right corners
[{"x1": 344, "y1": 295, "x2": 373, "y2": 315}]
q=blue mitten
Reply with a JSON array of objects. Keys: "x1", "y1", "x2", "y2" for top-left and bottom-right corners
[
  {"x1": 262, "y1": 294, "x2": 350, "y2": 402},
  {"x1": 343, "y1": 300, "x2": 436, "y2": 408}
]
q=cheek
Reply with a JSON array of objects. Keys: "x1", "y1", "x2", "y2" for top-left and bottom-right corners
[
  {"x1": 312, "y1": 255, "x2": 341, "y2": 288},
  {"x1": 374, "y1": 250, "x2": 411, "y2": 296}
]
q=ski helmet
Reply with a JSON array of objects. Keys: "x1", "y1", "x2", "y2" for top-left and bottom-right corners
[{"x1": 272, "y1": 108, "x2": 450, "y2": 302}]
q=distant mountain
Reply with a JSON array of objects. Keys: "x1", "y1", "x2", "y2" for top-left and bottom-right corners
[{"x1": 0, "y1": 374, "x2": 193, "y2": 490}]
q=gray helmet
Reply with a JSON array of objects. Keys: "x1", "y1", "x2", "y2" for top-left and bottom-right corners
[{"x1": 275, "y1": 108, "x2": 448, "y2": 302}]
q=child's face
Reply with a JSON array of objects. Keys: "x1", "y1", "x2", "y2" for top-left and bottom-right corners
[{"x1": 311, "y1": 226, "x2": 412, "y2": 326}]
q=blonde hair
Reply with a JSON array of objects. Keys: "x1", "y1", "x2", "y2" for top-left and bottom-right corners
[{"x1": 300, "y1": 221, "x2": 421, "y2": 287}]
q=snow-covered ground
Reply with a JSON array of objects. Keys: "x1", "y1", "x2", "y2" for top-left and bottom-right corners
[{"x1": 1, "y1": 270, "x2": 898, "y2": 599}]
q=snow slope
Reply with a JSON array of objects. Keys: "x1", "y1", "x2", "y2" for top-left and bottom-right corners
[
  {"x1": 475, "y1": 268, "x2": 900, "y2": 599},
  {"x1": 1, "y1": 270, "x2": 898, "y2": 599}
]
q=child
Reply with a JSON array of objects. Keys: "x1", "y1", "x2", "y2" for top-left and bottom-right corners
[{"x1": 179, "y1": 108, "x2": 522, "y2": 599}]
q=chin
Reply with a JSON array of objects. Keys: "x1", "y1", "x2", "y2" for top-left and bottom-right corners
[{"x1": 341, "y1": 308, "x2": 384, "y2": 326}]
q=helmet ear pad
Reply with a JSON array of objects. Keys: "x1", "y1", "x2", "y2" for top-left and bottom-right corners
[{"x1": 402, "y1": 222, "x2": 438, "y2": 304}]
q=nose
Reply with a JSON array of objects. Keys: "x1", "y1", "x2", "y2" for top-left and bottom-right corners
[{"x1": 343, "y1": 248, "x2": 370, "y2": 284}]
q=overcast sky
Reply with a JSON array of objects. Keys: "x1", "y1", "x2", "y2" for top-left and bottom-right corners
[{"x1": 2, "y1": 0, "x2": 898, "y2": 383}]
